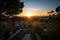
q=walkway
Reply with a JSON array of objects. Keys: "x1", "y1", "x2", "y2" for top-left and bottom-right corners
[{"x1": 22, "y1": 34, "x2": 31, "y2": 40}]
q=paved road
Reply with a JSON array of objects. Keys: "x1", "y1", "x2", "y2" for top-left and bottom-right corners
[
  {"x1": 22, "y1": 33, "x2": 41, "y2": 40},
  {"x1": 22, "y1": 34, "x2": 31, "y2": 40},
  {"x1": 35, "y1": 33, "x2": 41, "y2": 40}
]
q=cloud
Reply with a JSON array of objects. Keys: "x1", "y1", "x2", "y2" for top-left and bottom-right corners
[{"x1": 23, "y1": 8, "x2": 40, "y2": 12}]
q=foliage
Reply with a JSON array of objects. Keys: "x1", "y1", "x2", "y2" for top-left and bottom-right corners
[
  {"x1": 55, "y1": 6, "x2": 60, "y2": 13},
  {"x1": 42, "y1": 6, "x2": 60, "y2": 40},
  {"x1": 0, "y1": 0, "x2": 24, "y2": 16},
  {"x1": 0, "y1": 0, "x2": 24, "y2": 39}
]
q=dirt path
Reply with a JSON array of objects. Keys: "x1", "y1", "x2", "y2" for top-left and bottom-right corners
[
  {"x1": 35, "y1": 33, "x2": 41, "y2": 40},
  {"x1": 22, "y1": 34, "x2": 31, "y2": 40}
]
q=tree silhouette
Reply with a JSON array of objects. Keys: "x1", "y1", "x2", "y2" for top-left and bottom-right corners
[
  {"x1": 47, "y1": 10, "x2": 54, "y2": 16},
  {"x1": 0, "y1": 0, "x2": 24, "y2": 29},
  {"x1": 0, "y1": 0, "x2": 24, "y2": 16},
  {"x1": 0, "y1": 0, "x2": 24, "y2": 30},
  {"x1": 45, "y1": 6, "x2": 60, "y2": 40},
  {"x1": 0, "y1": 0, "x2": 24, "y2": 39},
  {"x1": 55, "y1": 6, "x2": 60, "y2": 13}
]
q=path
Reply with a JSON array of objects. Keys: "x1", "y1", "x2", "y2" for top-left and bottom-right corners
[
  {"x1": 22, "y1": 34, "x2": 31, "y2": 40},
  {"x1": 22, "y1": 33, "x2": 41, "y2": 40},
  {"x1": 35, "y1": 33, "x2": 41, "y2": 40}
]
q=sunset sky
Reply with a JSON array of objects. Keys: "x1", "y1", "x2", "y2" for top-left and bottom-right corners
[{"x1": 18, "y1": 0, "x2": 60, "y2": 16}]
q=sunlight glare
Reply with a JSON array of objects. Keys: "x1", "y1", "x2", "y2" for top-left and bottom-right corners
[{"x1": 25, "y1": 12, "x2": 33, "y2": 17}]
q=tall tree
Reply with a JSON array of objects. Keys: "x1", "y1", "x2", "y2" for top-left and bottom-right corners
[
  {"x1": 0, "y1": 0, "x2": 24, "y2": 16},
  {"x1": 55, "y1": 6, "x2": 60, "y2": 14},
  {"x1": 45, "y1": 6, "x2": 60, "y2": 40},
  {"x1": 0, "y1": 0, "x2": 24, "y2": 28},
  {"x1": 0, "y1": 0, "x2": 24, "y2": 37}
]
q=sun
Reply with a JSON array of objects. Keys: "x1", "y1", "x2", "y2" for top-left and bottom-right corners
[{"x1": 25, "y1": 12, "x2": 33, "y2": 17}]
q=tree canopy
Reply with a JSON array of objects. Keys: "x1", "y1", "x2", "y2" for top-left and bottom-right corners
[
  {"x1": 55, "y1": 6, "x2": 60, "y2": 12},
  {"x1": 0, "y1": 0, "x2": 24, "y2": 16}
]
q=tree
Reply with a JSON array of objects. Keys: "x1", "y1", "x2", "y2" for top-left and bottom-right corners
[
  {"x1": 0, "y1": 0, "x2": 24, "y2": 39},
  {"x1": 45, "y1": 6, "x2": 60, "y2": 40},
  {"x1": 55, "y1": 6, "x2": 60, "y2": 14},
  {"x1": 0, "y1": 0, "x2": 24, "y2": 16},
  {"x1": 47, "y1": 10, "x2": 54, "y2": 16},
  {"x1": 0, "y1": 0, "x2": 24, "y2": 28}
]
